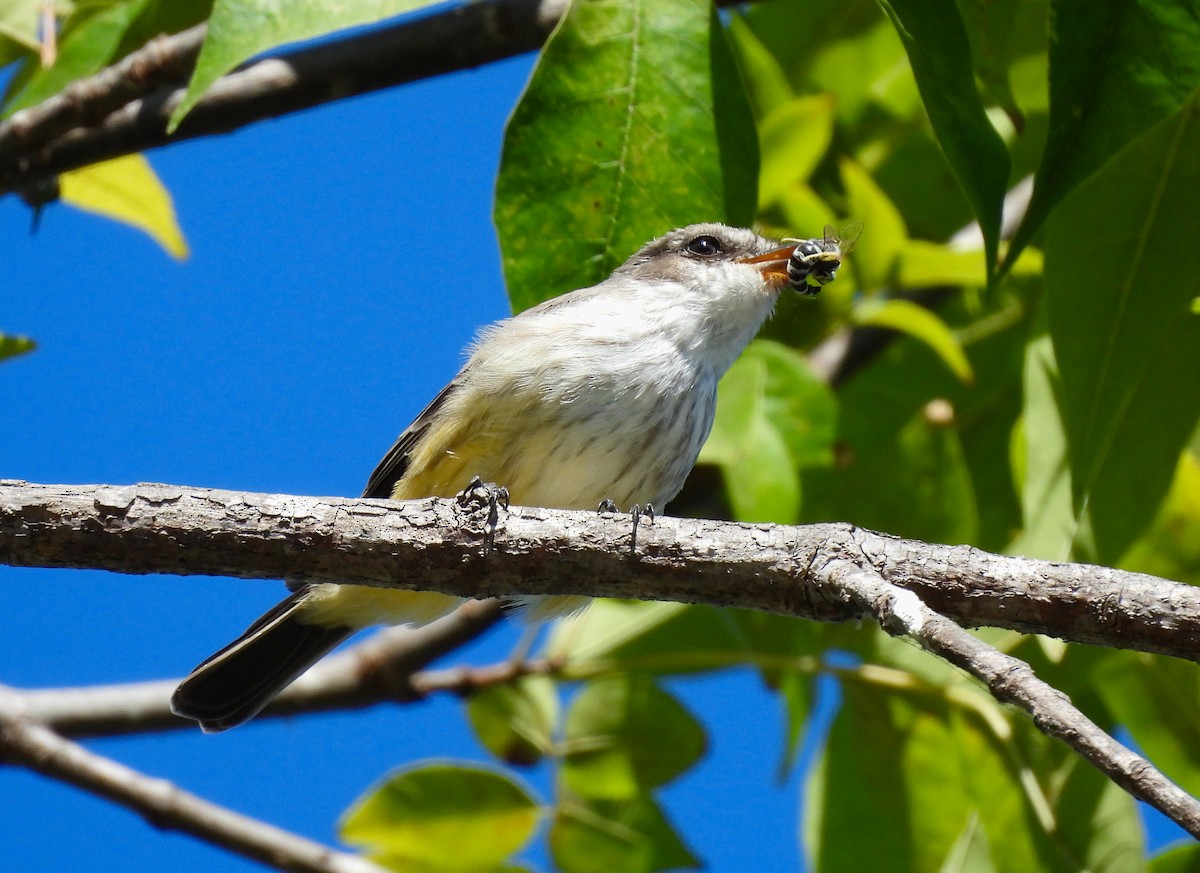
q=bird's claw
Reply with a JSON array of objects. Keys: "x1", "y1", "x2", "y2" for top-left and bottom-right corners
[{"x1": 456, "y1": 476, "x2": 510, "y2": 555}]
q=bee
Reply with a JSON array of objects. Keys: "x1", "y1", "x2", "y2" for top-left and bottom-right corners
[{"x1": 787, "y1": 221, "x2": 862, "y2": 294}]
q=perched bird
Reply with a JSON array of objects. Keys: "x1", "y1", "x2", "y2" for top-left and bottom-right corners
[{"x1": 172, "y1": 223, "x2": 818, "y2": 731}]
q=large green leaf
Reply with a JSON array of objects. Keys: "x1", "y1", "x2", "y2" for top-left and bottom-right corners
[
  {"x1": 494, "y1": 0, "x2": 758, "y2": 312},
  {"x1": 1044, "y1": 92, "x2": 1200, "y2": 563},
  {"x1": 562, "y1": 674, "x2": 706, "y2": 800},
  {"x1": 340, "y1": 762, "x2": 539, "y2": 871},
  {"x1": 876, "y1": 0, "x2": 1010, "y2": 278},
  {"x1": 168, "y1": 0, "x2": 437, "y2": 130},
  {"x1": 1007, "y1": 0, "x2": 1200, "y2": 269}
]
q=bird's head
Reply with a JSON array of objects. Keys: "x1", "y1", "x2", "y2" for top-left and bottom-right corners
[{"x1": 617, "y1": 223, "x2": 810, "y2": 296}]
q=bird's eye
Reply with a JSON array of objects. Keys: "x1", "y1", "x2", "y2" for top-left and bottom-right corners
[{"x1": 685, "y1": 235, "x2": 723, "y2": 256}]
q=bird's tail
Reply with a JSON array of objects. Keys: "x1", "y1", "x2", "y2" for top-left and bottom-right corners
[{"x1": 171, "y1": 588, "x2": 352, "y2": 732}]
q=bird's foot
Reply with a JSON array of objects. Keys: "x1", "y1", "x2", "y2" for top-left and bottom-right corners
[
  {"x1": 456, "y1": 476, "x2": 510, "y2": 555},
  {"x1": 629, "y1": 503, "x2": 655, "y2": 556},
  {"x1": 597, "y1": 499, "x2": 654, "y2": 557}
]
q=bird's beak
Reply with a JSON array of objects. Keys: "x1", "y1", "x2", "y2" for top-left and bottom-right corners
[{"x1": 739, "y1": 245, "x2": 797, "y2": 287}]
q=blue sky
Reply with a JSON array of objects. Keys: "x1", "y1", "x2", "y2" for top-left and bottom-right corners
[{"x1": 1, "y1": 38, "x2": 1186, "y2": 873}]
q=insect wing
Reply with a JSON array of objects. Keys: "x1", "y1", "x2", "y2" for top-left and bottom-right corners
[{"x1": 832, "y1": 220, "x2": 863, "y2": 255}]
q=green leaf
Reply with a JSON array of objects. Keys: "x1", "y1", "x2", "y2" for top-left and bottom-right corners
[
  {"x1": 0, "y1": 0, "x2": 41, "y2": 52},
  {"x1": 853, "y1": 299, "x2": 974, "y2": 384},
  {"x1": 898, "y1": 240, "x2": 986, "y2": 289},
  {"x1": 545, "y1": 600, "x2": 746, "y2": 674},
  {"x1": 894, "y1": 403, "x2": 980, "y2": 544},
  {"x1": 953, "y1": 0, "x2": 1023, "y2": 123},
  {"x1": 0, "y1": 334, "x2": 36, "y2": 363},
  {"x1": 1120, "y1": 451, "x2": 1200, "y2": 586},
  {"x1": 937, "y1": 814, "x2": 994, "y2": 873},
  {"x1": 699, "y1": 339, "x2": 836, "y2": 523},
  {"x1": 1044, "y1": 93, "x2": 1200, "y2": 564},
  {"x1": 169, "y1": 0, "x2": 437, "y2": 131},
  {"x1": 340, "y1": 762, "x2": 539, "y2": 871},
  {"x1": 757, "y1": 94, "x2": 835, "y2": 208},
  {"x1": 742, "y1": 339, "x2": 838, "y2": 468},
  {"x1": 1007, "y1": 0, "x2": 1200, "y2": 269},
  {"x1": 1151, "y1": 843, "x2": 1200, "y2": 873},
  {"x1": 467, "y1": 676, "x2": 558, "y2": 767},
  {"x1": 839, "y1": 157, "x2": 907, "y2": 290},
  {"x1": 60, "y1": 154, "x2": 189, "y2": 259},
  {"x1": 495, "y1": 0, "x2": 758, "y2": 312},
  {"x1": 550, "y1": 794, "x2": 700, "y2": 873},
  {"x1": 876, "y1": 0, "x2": 1009, "y2": 277},
  {"x1": 807, "y1": 677, "x2": 1142, "y2": 873},
  {"x1": 562, "y1": 674, "x2": 706, "y2": 800}
]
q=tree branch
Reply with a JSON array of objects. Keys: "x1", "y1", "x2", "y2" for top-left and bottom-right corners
[
  {"x1": 0, "y1": 686, "x2": 387, "y2": 873},
  {"x1": 6, "y1": 479, "x2": 1200, "y2": 837},
  {"x1": 1, "y1": 480, "x2": 1197, "y2": 663},
  {"x1": 13, "y1": 599, "x2": 506, "y2": 737},
  {"x1": 0, "y1": 0, "x2": 571, "y2": 194},
  {"x1": 0, "y1": 24, "x2": 206, "y2": 165},
  {"x1": 821, "y1": 558, "x2": 1200, "y2": 839}
]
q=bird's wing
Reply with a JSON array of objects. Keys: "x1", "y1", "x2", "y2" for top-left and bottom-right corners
[{"x1": 361, "y1": 377, "x2": 462, "y2": 499}]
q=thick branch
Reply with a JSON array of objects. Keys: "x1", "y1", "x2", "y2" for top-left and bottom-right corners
[
  {"x1": 821, "y1": 559, "x2": 1200, "y2": 839},
  {"x1": 1, "y1": 480, "x2": 1197, "y2": 664},
  {"x1": 0, "y1": 687, "x2": 386, "y2": 873}
]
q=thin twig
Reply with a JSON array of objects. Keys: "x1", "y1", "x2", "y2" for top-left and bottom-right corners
[
  {"x1": 820, "y1": 558, "x2": 1200, "y2": 839},
  {"x1": 0, "y1": 686, "x2": 388, "y2": 873}
]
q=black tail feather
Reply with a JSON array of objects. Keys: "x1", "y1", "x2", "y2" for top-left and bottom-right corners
[{"x1": 171, "y1": 589, "x2": 352, "y2": 732}]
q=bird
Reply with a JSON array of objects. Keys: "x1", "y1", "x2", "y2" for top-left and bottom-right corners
[{"x1": 171, "y1": 223, "x2": 818, "y2": 731}]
